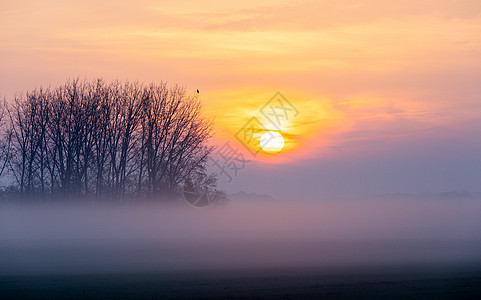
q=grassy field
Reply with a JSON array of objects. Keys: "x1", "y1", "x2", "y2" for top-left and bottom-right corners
[{"x1": 1, "y1": 265, "x2": 481, "y2": 299}]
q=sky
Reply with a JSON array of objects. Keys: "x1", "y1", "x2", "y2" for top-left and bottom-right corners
[{"x1": 1, "y1": 0, "x2": 481, "y2": 199}]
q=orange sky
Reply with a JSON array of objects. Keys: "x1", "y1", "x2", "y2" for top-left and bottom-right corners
[{"x1": 1, "y1": 0, "x2": 481, "y2": 166}]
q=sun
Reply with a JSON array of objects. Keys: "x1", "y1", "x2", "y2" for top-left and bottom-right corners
[{"x1": 260, "y1": 131, "x2": 285, "y2": 154}]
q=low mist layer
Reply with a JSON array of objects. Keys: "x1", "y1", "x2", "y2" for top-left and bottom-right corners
[{"x1": 1, "y1": 198, "x2": 481, "y2": 275}]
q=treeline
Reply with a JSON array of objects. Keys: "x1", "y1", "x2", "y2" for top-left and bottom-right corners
[{"x1": 0, "y1": 78, "x2": 220, "y2": 201}]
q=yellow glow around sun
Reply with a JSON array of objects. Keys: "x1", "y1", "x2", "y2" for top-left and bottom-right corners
[
  {"x1": 202, "y1": 88, "x2": 347, "y2": 161},
  {"x1": 260, "y1": 131, "x2": 285, "y2": 153}
]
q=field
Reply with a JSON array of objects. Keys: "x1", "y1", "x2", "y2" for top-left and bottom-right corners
[{"x1": 2, "y1": 265, "x2": 481, "y2": 299}]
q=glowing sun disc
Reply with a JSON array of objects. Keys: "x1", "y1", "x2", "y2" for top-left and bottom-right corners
[{"x1": 260, "y1": 131, "x2": 285, "y2": 153}]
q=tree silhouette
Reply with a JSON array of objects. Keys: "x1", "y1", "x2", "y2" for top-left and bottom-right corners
[{"x1": 2, "y1": 78, "x2": 217, "y2": 202}]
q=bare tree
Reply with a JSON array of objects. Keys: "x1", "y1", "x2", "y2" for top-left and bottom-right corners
[
  {"x1": 3, "y1": 78, "x2": 217, "y2": 201},
  {"x1": 139, "y1": 84, "x2": 213, "y2": 198},
  {"x1": 0, "y1": 96, "x2": 12, "y2": 179},
  {"x1": 106, "y1": 81, "x2": 143, "y2": 197},
  {"x1": 8, "y1": 90, "x2": 44, "y2": 194}
]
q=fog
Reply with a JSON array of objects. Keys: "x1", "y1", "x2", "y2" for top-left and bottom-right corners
[{"x1": 1, "y1": 198, "x2": 481, "y2": 275}]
